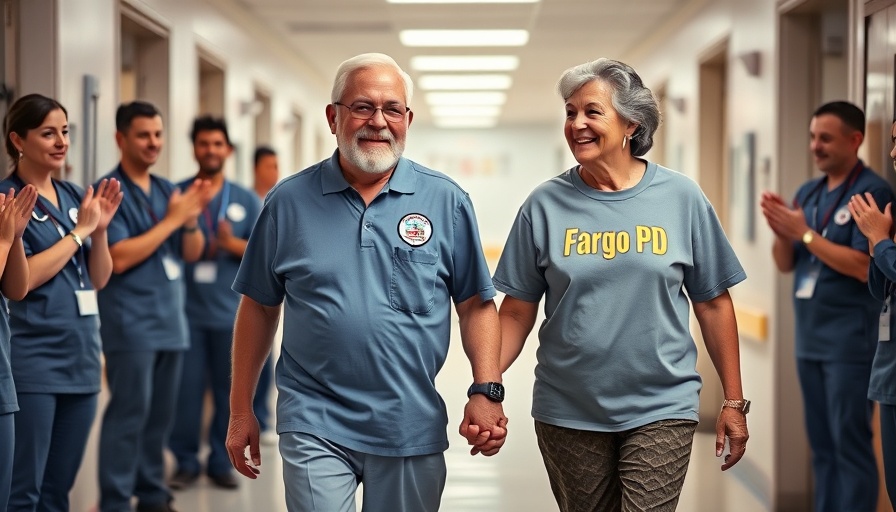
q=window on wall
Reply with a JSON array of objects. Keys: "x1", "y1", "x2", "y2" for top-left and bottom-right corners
[
  {"x1": 253, "y1": 88, "x2": 272, "y2": 147},
  {"x1": 198, "y1": 52, "x2": 225, "y2": 117}
]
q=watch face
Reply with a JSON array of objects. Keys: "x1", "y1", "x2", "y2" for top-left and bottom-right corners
[
  {"x1": 488, "y1": 382, "x2": 505, "y2": 402},
  {"x1": 742, "y1": 400, "x2": 751, "y2": 414}
]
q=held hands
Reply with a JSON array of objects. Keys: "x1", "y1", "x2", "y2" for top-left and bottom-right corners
[
  {"x1": 848, "y1": 193, "x2": 892, "y2": 249},
  {"x1": 0, "y1": 186, "x2": 38, "y2": 245},
  {"x1": 716, "y1": 408, "x2": 749, "y2": 471},
  {"x1": 760, "y1": 191, "x2": 808, "y2": 240},
  {"x1": 459, "y1": 395, "x2": 508, "y2": 456},
  {"x1": 225, "y1": 412, "x2": 262, "y2": 480}
]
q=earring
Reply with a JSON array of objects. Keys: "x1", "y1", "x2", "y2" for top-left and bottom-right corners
[
  {"x1": 17, "y1": 151, "x2": 22, "y2": 159},
  {"x1": 622, "y1": 136, "x2": 627, "y2": 150}
]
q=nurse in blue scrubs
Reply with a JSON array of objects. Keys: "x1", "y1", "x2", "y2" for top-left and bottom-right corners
[
  {"x1": 0, "y1": 185, "x2": 37, "y2": 510},
  {"x1": 0, "y1": 94, "x2": 122, "y2": 512},
  {"x1": 848, "y1": 119, "x2": 896, "y2": 509}
]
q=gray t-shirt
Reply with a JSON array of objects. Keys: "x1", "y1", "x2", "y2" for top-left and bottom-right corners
[{"x1": 493, "y1": 161, "x2": 745, "y2": 431}]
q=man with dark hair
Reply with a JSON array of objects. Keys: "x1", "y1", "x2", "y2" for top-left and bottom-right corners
[
  {"x1": 761, "y1": 100, "x2": 894, "y2": 512},
  {"x1": 167, "y1": 116, "x2": 261, "y2": 491},
  {"x1": 96, "y1": 101, "x2": 211, "y2": 512},
  {"x1": 250, "y1": 145, "x2": 279, "y2": 444}
]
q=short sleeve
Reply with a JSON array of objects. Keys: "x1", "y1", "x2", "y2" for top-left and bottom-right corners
[
  {"x1": 448, "y1": 194, "x2": 496, "y2": 304},
  {"x1": 232, "y1": 205, "x2": 285, "y2": 307},
  {"x1": 684, "y1": 198, "x2": 746, "y2": 302},
  {"x1": 493, "y1": 206, "x2": 547, "y2": 303}
]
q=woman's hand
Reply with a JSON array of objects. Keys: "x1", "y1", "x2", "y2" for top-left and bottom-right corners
[
  {"x1": 94, "y1": 178, "x2": 123, "y2": 232},
  {"x1": 848, "y1": 192, "x2": 892, "y2": 248},
  {"x1": 73, "y1": 185, "x2": 102, "y2": 238}
]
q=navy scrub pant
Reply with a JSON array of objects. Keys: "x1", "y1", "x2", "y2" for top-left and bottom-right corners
[
  {"x1": 169, "y1": 325, "x2": 233, "y2": 477},
  {"x1": 880, "y1": 403, "x2": 896, "y2": 508},
  {"x1": 797, "y1": 358, "x2": 878, "y2": 512},
  {"x1": 8, "y1": 392, "x2": 97, "y2": 512},
  {"x1": 99, "y1": 350, "x2": 183, "y2": 512},
  {"x1": 0, "y1": 411, "x2": 14, "y2": 510}
]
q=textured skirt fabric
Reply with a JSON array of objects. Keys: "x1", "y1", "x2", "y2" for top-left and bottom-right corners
[{"x1": 535, "y1": 418, "x2": 698, "y2": 512}]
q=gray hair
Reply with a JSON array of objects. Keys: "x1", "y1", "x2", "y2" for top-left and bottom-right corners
[
  {"x1": 556, "y1": 58, "x2": 659, "y2": 156},
  {"x1": 331, "y1": 53, "x2": 414, "y2": 106}
]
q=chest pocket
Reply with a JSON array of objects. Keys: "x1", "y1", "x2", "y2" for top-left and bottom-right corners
[{"x1": 390, "y1": 247, "x2": 439, "y2": 314}]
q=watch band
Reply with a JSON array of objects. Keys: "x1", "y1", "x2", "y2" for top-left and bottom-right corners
[
  {"x1": 467, "y1": 382, "x2": 505, "y2": 403},
  {"x1": 68, "y1": 232, "x2": 83, "y2": 247},
  {"x1": 721, "y1": 398, "x2": 750, "y2": 414}
]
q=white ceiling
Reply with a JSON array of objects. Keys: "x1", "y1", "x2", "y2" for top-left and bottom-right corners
[{"x1": 233, "y1": 0, "x2": 693, "y2": 126}]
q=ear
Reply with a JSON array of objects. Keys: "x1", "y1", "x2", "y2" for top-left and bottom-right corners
[
  {"x1": 853, "y1": 131, "x2": 864, "y2": 150},
  {"x1": 326, "y1": 104, "x2": 338, "y2": 134},
  {"x1": 9, "y1": 132, "x2": 22, "y2": 153},
  {"x1": 627, "y1": 121, "x2": 639, "y2": 138},
  {"x1": 406, "y1": 108, "x2": 414, "y2": 129},
  {"x1": 114, "y1": 131, "x2": 124, "y2": 150}
]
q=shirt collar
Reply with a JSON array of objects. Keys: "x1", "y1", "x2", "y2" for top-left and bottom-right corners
[{"x1": 320, "y1": 149, "x2": 416, "y2": 195}]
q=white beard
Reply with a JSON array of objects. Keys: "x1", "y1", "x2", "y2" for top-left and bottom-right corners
[{"x1": 339, "y1": 128, "x2": 404, "y2": 174}]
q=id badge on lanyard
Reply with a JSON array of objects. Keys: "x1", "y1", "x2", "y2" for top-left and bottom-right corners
[{"x1": 881, "y1": 283, "x2": 894, "y2": 342}]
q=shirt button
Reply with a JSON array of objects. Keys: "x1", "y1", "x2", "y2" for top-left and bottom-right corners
[{"x1": 365, "y1": 222, "x2": 372, "y2": 229}]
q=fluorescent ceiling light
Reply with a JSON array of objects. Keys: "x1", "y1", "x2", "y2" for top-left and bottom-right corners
[
  {"x1": 418, "y1": 74, "x2": 512, "y2": 90},
  {"x1": 389, "y1": 0, "x2": 537, "y2": 3},
  {"x1": 400, "y1": 30, "x2": 529, "y2": 47},
  {"x1": 410, "y1": 55, "x2": 519, "y2": 72},
  {"x1": 425, "y1": 91, "x2": 507, "y2": 105},
  {"x1": 430, "y1": 105, "x2": 502, "y2": 117},
  {"x1": 433, "y1": 117, "x2": 499, "y2": 128}
]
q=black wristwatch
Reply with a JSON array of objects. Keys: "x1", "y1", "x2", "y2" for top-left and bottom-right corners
[{"x1": 467, "y1": 382, "x2": 505, "y2": 403}]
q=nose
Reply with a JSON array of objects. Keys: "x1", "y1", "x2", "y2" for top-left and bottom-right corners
[
  {"x1": 890, "y1": 142, "x2": 896, "y2": 160},
  {"x1": 366, "y1": 108, "x2": 388, "y2": 128}
]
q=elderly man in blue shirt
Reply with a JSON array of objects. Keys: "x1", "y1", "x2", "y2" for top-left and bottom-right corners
[{"x1": 226, "y1": 53, "x2": 506, "y2": 512}]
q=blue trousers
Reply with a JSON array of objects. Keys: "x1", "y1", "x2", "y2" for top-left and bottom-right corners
[
  {"x1": 880, "y1": 404, "x2": 896, "y2": 508},
  {"x1": 99, "y1": 350, "x2": 183, "y2": 512},
  {"x1": 279, "y1": 432, "x2": 446, "y2": 512},
  {"x1": 8, "y1": 392, "x2": 97, "y2": 512},
  {"x1": 169, "y1": 325, "x2": 233, "y2": 476},
  {"x1": 0, "y1": 412, "x2": 13, "y2": 510},
  {"x1": 254, "y1": 353, "x2": 273, "y2": 431},
  {"x1": 797, "y1": 358, "x2": 878, "y2": 512}
]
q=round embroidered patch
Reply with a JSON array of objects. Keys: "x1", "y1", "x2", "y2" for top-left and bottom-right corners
[
  {"x1": 397, "y1": 213, "x2": 432, "y2": 247},
  {"x1": 834, "y1": 206, "x2": 851, "y2": 226},
  {"x1": 226, "y1": 203, "x2": 247, "y2": 223}
]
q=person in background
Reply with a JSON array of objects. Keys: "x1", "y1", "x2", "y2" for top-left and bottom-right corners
[
  {"x1": 226, "y1": 53, "x2": 506, "y2": 512},
  {"x1": 0, "y1": 93, "x2": 122, "y2": 512},
  {"x1": 96, "y1": 101, "x2": 210, "y2": 512},
  {"x1": 845, "y1": 118, "x2": 896, "y2": 509},
  {"x1": 761, "y1": 101, "x2": 891, "y2": 512},
  {"x1": 167, "y1": 116, "x2": 261, "y2": 491},
  {"x1": 0, "y1": 183, "x2": 37, "y2": 510},
  {"x1": 493, "y1": 58, "x2": 749, "y2": 512},
  {"x1": 250, "y1": 145, "x2": 278, "y2": 445}
]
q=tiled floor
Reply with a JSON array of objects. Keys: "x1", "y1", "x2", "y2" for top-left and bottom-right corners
[{"x1": 69, "y1": 311, "x2": 743, "y2": 511}]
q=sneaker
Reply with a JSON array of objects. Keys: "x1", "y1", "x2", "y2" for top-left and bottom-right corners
[
  {"x1": 209, "y1": 472, "x2": 239, "y2": 490},
  {"x1": 168, "y1": 469, "x2": 199, "y2": 491}
]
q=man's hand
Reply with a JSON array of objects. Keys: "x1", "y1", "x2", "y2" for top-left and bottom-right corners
[
  {"x1": 760, "y1": 191, "x2": 808, "y2": 240},
  {"x1": 226, "y1": 411, "x2": 262, "y2": 479},
  {"x1": 458, "y1": 395, "x2": 508, "y2": 456}
]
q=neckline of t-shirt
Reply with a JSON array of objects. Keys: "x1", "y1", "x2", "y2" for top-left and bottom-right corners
[{"x1": 569, "y1": 159, "x2": 656, "y2": 201}]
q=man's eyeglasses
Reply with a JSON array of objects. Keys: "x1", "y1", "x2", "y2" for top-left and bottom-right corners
[{"x1": 334, "y1": 102, "x2": 410, "y2": 123}]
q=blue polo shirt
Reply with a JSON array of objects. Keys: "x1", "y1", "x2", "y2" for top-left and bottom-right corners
[
  {"x1": 0, "y1": 177, "x2": 102, "y2": 393},
  {"x1": 0, "y1": 298, "x2": 15, "y2": 413},
  {"x1": 233, "y1": 151, "x2": 496, "y2": 457},
  {"x1": 791, "y1": 164, "x2": 894, "y2": 362},
  {"x1": 179, "y1": 178, "x2": 260, "y2": 327},
  {"x1": 96, "y1": 166, "x2": 188, "y2": 352}
]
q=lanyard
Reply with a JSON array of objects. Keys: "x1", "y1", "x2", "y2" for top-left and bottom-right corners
[
  {"x1": 11, "y1": 174, "x2": 86, "y2": 288},
  {"x1": 797, "y1": 161, "x2": 863, "y2": 234},
  {"x1": 116, "y1": 165, "x2": 170, "y2": 226}
]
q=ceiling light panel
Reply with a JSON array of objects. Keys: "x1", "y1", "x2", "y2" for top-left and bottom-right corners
[
  {"x1": 430, "y1": 105, "x2": 502, "y2": 117},
  {"x1": 418, "y1": 74, "x2": 512, "y2": 90},
  {"x1": 433, "y1": 117, "x2": 499, "y2": 128},
  {"x1": 400, "y1": 30, "x2": 529, "y2": 47},
  {"x1": 424, "y1": 92, "x2": 507, "y2": 105},
  {"x1": 410, "y1": 55, "x2": 519, "y2": 72}
]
